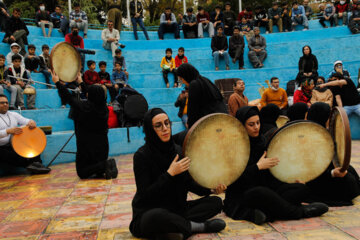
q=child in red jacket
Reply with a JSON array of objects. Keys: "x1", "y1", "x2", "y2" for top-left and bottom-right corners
[
  {"x1": 83, "y1": 60, "x2": 101, "y2": 85},
  {"x1": 175, "y1": 47, "x2": 188, "y2": 68}
]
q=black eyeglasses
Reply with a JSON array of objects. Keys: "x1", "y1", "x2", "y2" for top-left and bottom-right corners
[{"x1": 153, "y1": 120, "x2": 172, "y2": 131}]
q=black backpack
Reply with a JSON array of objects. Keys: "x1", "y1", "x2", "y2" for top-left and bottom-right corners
[
  {"x1": 113, "y1": 86, "x2": 148, "y2": 128},
  {"x1": 286, "y1": 80, "x2": 296, "y2": 97}
]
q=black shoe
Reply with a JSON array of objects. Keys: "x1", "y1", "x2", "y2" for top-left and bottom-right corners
[
  {"x1": 26, "y1": 162, "x2": 51, "y2": 174},
  {"x1": 303, "y1": 202, "x2": 329, "y2": 218},
  {"x1": 105, "y1": 158, "x2": 118, "y2": 179},
  {"x1": 204, "y1": 218, "x2": 226, "y2": 233},
  {"x1": 120, "y1": 44, "x2": 126, "y2": 48},
  {"x1": 248, "y1": 209, "x2": 267, "y2": 225},
  {"x1": 155, "y1": 233, "x2": 183, "y2": 240}
]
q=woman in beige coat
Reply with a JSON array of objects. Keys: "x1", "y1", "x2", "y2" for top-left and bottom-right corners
[{"x1": 311, "y1": 76, "x2": 333, "y2": 107}]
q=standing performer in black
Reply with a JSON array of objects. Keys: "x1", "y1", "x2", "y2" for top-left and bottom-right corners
[
  {"x1": 51, "y1": 71, "x2": 118, "y2": 179},
  {"x1": 129, "y1": 108, "x2": 226, "y2": 240}
]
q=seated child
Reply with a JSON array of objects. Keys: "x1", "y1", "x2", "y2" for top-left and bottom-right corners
[
  {"x1": 83, "y1": 60, "x2": 101, "y2": 85},
  {"x1": 39, "y1": 44, "x2": 52, "y2": 86},
  {"x1": 98, "y1": 61, "x2": 117, "y2": 102},
  {"x1": 113, "y1": 49, "x2": 129, "y2": 78},
  {"x1": 238, "y1": 17, "x2": 254, "y2": 41},
  {"x1": 160, "y1": 48, "x2": 177, "y2": 88},
  {"x1": 111, "y1": 62, "x2": 128, "y2": 94}
]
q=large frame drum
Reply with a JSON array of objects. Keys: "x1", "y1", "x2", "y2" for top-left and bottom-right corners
[
  {"x1": 183, "y1": 113, "x2": 250, "y2": 189},
  {"x1": 11, "y1": 126, "x2": 47, "y2": 158},
  {"x1": 267, "y1": 121, "x2": 334, "y2": 183}
]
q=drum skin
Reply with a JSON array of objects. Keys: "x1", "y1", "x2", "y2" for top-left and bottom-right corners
[
  {"x1": 329, "y1": 107, "x2": 351, "y2": 171},
  {"x1": 267, "y1": 121, "x2": 334, "y2": 183},
  {"x1": 11, "y1": 126, "x2": 47, "y2": 158},
  {"x1": 276, "y1": 115, "x2": 289, "y2": 128},
  {"x1": 183, "y1": 113, "x2": 250, "y2": 189},
  {"x1": 50, "y1": 42, "x2": 81, "y2": 83}
]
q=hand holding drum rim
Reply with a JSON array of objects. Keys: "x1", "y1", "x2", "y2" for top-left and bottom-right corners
[
  {"x1": 332, "y1": 167, "x2": 348, "y2": 178},
  {"x1": 211, "y1": 184, "x2": 227, "y2": 195},
  {"x1": 6, "y1": 127, "x2": 23, "y2": 135},
  {"x1": 27, "y1": 120, "x2": 36, "y2": 129},
  {"x1": 256, "y1": 151, "x2": 280, "y2": 170},
  {"x1": 167, "y1": 154, "x2": 191, "y2": 176}
]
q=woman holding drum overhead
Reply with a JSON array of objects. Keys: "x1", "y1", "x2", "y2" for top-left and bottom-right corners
[
  {"x1": 224, "y1": 106, "x2": 328, "y2": 224},
  {"x1": 51, "y1": 71, "x2": 118, "y2": 180},
  {"x1": 129, "y1": 108, "x2": 226, "y2": 240},
  {"x1": 306, "y1": 103, "x2": 360, "y2": 206}
]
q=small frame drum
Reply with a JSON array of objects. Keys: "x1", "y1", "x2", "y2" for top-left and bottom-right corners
[
  {"x1": 267, "y1": 121, "x2": 334, "y2": 183},
  {"x1": 329, "y1": 107, "x2": 351, "y2": 171},
  {"x1": 276, "y1": 115, "x2": 289, "y2": 128},
  {"x1": 183, "y1": 113, "x2": 250, "y2": 189},
  {"x1": 50, "y1": 42, "x2": 81, "y2": 83},
  {"x1": 11, "y1": 126, "x2": 47, "y2": 158}
]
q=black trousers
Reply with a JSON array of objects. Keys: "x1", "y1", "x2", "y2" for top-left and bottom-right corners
[
  {"x1": 349, "y1": 20, "x2": 360, "y2": 33},
  {"x1": 182, "y1": 24, "x2": 198, "y2": 38},
  {"x1": 137, "y1": 196, "x2": 223, "y2": 239},
  {"x1": 224, "y1": 23, "x2": 234, "y2": 36},
  {"x1": 162, "y1": 69, "x2": 178, "y2": 85},
  {"x1": 319, "y1": 16, "x2": 335, "y2": 27},
  {"x1": 225, "y1": 186, "x2": 304, "y2": 222},
  {"x1": 255, "y1": 20, "x2": 270, "y2": 31},
  {"x1": 230, "y1": 47, "x2": 244, "y2": 68},
  {"x1": 282, "y1": 15, "x2": 292, "y2": 31},
  {"x1": 0, "y1": 145, "x2": 42, "y2": 168}
]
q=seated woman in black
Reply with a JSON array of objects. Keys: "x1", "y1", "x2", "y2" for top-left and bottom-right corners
[
  {"x1": 259, "y1": 103, "x2": 281, "y2": 140},
  {"x1": 51, "y1": 71, "x2": 118, "y2": 179},
  {"x1": 224, "y1": 106, "x2": 328, "y2": 225},
  {"x1": 296, "y1": 45, "x2": 318, "y2": 86},
  {"x1": 129, "y1": 108, "x2": 226, "y2": 240},
  {"x1": 287, "y1": 102, "x2": 308, "y2": 122},
  {"x1": 306, "y1": 102, "x2": 360, "y2": 206}
]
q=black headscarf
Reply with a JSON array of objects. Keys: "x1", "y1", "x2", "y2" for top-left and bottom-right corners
[
  {"x1": 260, "y1": 104, "x2": 281, "y2": 134},
  {"x1": 143, "y1": 108, "x2": 177, "y2": 169},
  {"x1": 177, "y1": 63, "x2": 223, "y2": 101},
  {"x1": 86, "y1": 85, "x2": 109, "y2": 119},
  {"x1": 235, "y1": 106, "x2": 260, "y2": 125},
  {"x1": 307, "y1": 102, "x2": 331, "y2": 127},
  {"x1": 287, "y1": 102, "x2": 308, "y2": 122}
]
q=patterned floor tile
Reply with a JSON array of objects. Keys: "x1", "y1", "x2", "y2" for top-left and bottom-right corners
[
  {"x1": 1, "y1": 185, "x2": 40, "y2": 193},
  {"x1": 56, "y1": 204, "x2": 104, "y2": 218},
  {"x1": 100, "y1": 212, "x2": 132, "y2": 229},
  {"x1": 70, "y1": 187, "x2": 110, "y2": 197},
  {"x1": 219, "y1": 232, "x2": 287, "y2": 240},
  {"x1": 0, "y1": 220, "x2": 48, "y2": 238},
  {"x1": 0, "y1": 201, "x2": 24, "y2": 211},
  {"x1": 38, "y1": 231, "x2": 97, "y2": 240},
  {"x1": 75, "y1": 180, "x2": 112, "y2": 188},
  {"x1": 64, "y1": 195, "x2": 107, "y2": 205},
  {"x1": 104, "y1": 201, "x2": 132, "y2": 215},
  {"x1": 31, "y1": 189, "x2": 73, "y2": 199},
  {"x1": 0, "y1": 211, "x2": 12, "y2": 222},
  {"x1": 40, "y1": 182, "x2": 77, "y2": 191},
  {"x1": 0, "y1": 192, "x2": 33, "y2": 201},
  {"x1": 107, "y1": 191, "x2": 135, "y2": 202},
  {"x1": 98, "y1": 228, "x2": 133, "y2": 240},
  {"x1": 269, "y1": 218, "x2": 330, "y2": 232},
  {"x1": 5, "y1": 207, "x2": 59, "y2": 222},
  {"x1": 0, "y1": 236, "x2": 39, "y2": 240},
  {"x1": 0, "y1": 182, "x2": 18, "y2": 189},
  {"x1": 18, "y1": 197, "x2": 66, "y2": 209},
  {"x1": 321, "y1": 208, "x2": 360, "y2": 228},
  {"x1": 219, "y1": 220, "x2": 274, "y2": 237},
  {"x1": 46, "y1": 216, "x2": 102, "y2": 234},
  {"x1": 284, "y1": 227, "x2": 355, "y2": 240},
  {"x1": 47, "y1": 177, "x2": 79, "y2": 184}
]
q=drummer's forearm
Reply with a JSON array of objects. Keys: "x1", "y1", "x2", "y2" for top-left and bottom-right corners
[{"x1": 0, "y1": 129, "x2": 8, "y2": 138}]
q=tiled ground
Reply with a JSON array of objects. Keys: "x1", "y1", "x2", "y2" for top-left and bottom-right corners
[{"x1": 0, "y1": 141, "x2": 360, "y2": 240}]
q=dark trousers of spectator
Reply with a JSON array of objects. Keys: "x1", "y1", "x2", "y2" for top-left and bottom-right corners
[
  {"x1": 158, "y1": 23, "x2": 180, "y2": 39},
  {"x1": 319, "y1": 16, "x2": 335, "y2": 27},
  {"x1": 0, "y1": 15, "x2": 8, "y2": 32},
  {"x1": 131, "y1": 17, "x2": 150, "y2": 40},
  {"x1": 58, "y1": 19, "x2": 70, "y2": 36},
  {"x1": 248, "y1": 50, "x2": 267, "y2": 68},
  {"x1": 269, "y1": 18, "x2": 283, "y2": 32},
  {"x1": 107, "y1": 85, "x2": 118, "y2": 102},
  {"x1": 255, "y1": 20, "x2": 270, "y2": 31},
  {"x1": 224, "y1": 23, "x2": 235, "y2": 36},
  {"x1": 41, "y1": 69, "x2": 51, "y2": 85},
  {"x1": 230, "y1": 47, "x2": 244, "y2": 69},
  {"x1": 282, "y1": 15, "x2": 292, "y2": 31},
  {"x1": 12, "y1": 29, "x2": 28, "y2": 56},
  {"x1": 182, "y1": 24, "x2": 198, "y2": 38},
  {"x1": 133, "y1": 196, "x2": 222, "y2": 239},
  {"x1": 162, "y1": 69, "x2": 178, "y2": 86},
  {"x1": 349, "y1": 20, "x2": 360, "y2": 34},
  {"x1": 0, "y1": 145, "x2": 42, "y2": 168}
]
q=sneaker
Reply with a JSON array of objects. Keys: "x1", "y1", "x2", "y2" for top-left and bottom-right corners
[
  {"x1": 204, "y1": 219, "x2": 226, "y2": 233},
  {"x1": 26, "y1": 162, "x2": 51, "y2": 174},
  {"x1": 303, "y1": 202, "x2": 328, "y2": 218}
]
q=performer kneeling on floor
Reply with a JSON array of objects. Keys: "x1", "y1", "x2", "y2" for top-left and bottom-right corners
[
  {"x1": 306, "y1": 102, "x2": 360, "y2": 206},
  {"x1": 51, "y1": 71, "x2": 118, "y2": 179},
  {"x1": 0, "y1": 94, "x2": 50, "y2": 174},
  {"x1": 129, "y1": 108, "x2": 226, "y2": 240},
  {"x1": 224, "y1": 106, "x2": 329, "y2": 224}
]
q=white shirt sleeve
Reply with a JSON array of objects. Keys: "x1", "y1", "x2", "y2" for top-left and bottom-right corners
[
  {"x1": 11, "y1": 112, "x2": 31, "y2": 126},
  {"x1": 0, "y1": 129, "x2": 8, "y2": 139}
]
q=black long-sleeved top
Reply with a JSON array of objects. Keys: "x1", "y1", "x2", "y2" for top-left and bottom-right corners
[
  {"x1": 130, "y1": 0, "x2": 144, "y2": 18},
  {"x1": 210, "y1": 11, "x2": 224, "y2": 23},
  {"x1": 129, "y1": 144, "x2": 211, "y2": 236},
  {"x1": 298, "y1": 55, "x2": 318, "y2": 75},
  {"x1": 229, "y1": 35, "x2": 245, "y2": 57},
  {"x1": 35, "y1": 10, "x2": 51, "y2": 23},
  {"x1": 223, "y1": 10, "x2": 236, "y2": 26},
  {"x1": 175, "y1": 95, "x2": 187, "y2": 118},
  {"x1": 25, "y1": 55, "x2": 40, "y2": 72},
  {"x1": 4, "y1": 16, "x2": 29, "y2": 42},
  {"x1": 211, "y1": 35, "x2": 228, "y2": 53}
]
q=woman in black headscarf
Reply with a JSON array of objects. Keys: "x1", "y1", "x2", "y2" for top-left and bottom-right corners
[
  {"x1": 129, "y1": 108, "x2": 226, "y2": 240},
  {"x1": 259, "y1": 103, "x2": 281, "y2": 137},
  {"x1": 176, "y1": 63, "x2": 227, "y2": 129},
  {"x1": 296, "y1": 45, "x2": 318, "y2": 86},
  {"x1": 224, "y1": 106, "x2": 328, "y2": 224},
  {"x1": 287, "y1": 102, "x2": 308, "y2": 122},
  {"x1": 51, "y1": 71, "x2": 117, "y2": 179},
  {"x1": 305, "y1": 103, "x2": 360, "y2": 206}
]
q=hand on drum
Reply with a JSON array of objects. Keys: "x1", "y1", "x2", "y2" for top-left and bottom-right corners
[
  {"x1": 257, "y1": 151, "x2": 280, "y2": 170},
  {"x1": 167, "y1": 154, "x2": 191, "y2": 176},
  {"x1": 211, "y1": 184, "x2": 227, "y2": 195},
  {"x1": 27, "y1": 120, "x2": 36, "y2": 129},
  {"x1": 50, "y1": 70, "x2": 60, "y2": 83},
  {"x1": 6, "y1": 127, "x2": 23, "y2": 135},
  {"x1": 332, "y1": 167, "x2": 348, "y2": 178},
  {"x1": 76, "y1": 72, "x2": 83, "y2": 84}
]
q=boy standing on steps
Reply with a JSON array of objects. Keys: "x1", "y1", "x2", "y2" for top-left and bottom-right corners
[{"x1": 160, "y1": 48, "x2": 177, "y2": 88}]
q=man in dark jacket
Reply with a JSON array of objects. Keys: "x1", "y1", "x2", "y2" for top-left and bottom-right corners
[
  {"x1": 223, "y1": 2, "x2": 236, "y2": 36},
  {"x1": 2, "y1": 8, "x2": 29, "y2": 56},
  {"x1": 248, "y1": 27, "x2": 267, "y2": 68},
  {"x1": 182, "y1": 8, "x2": 197, "y2": 38},
  {"x1": 210, "y1": 5, "x2": 224, "y2": 30},
  {"x1": 0, "y1": 1, "x2": 9, "y2": 32},
  {"x1": 229, "y1": 26, "x2": 245, "y2": 70},
  {"x1": 51, "y1": 5, "x2": 69, "y2": 36},
  {"x1": 130, "y1": 0, "x2": 149, "y2": 40},
  {"x1": 36, "y1": 3, "x2": 53, "y2": 37},
  {"x1": 254, "y1": 6, "x2": 270, "y2": 33},
  {"x1": 268, "y1": 2, "x2": 283, "y2": 33},
  {"x1": 211, "y1": 25, "x2": 230, "y2": 71},
  {"x1": 349, "y1": 4, "x2": 360, "y2": 33}
]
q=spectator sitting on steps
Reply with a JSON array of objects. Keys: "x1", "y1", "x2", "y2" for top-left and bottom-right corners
[
  {"x1": 160, "y1": 48, "x2": 177, "y2": 88},
  {"x1": 6, "y1": 43, "x2": 24, "y2": 68},
  {"x1": 197, "y1": 6, "x2": 214, "y2": 38},
  {"x1": 291, "y1": 2, "x2": 309, "y2": 30},
  {"x1": 35, "y1": 3, "x2": 53, "y2": 37},
  {"x1": 229, "y1": 26, "x2": 245, "y2": 70},
  {"x1": 102, "y1": 20, "x2": 123, "y2": 57},
  {"x1": 158, "y1": 7, "x2": 180, "y2": 40},
  {"x1": 319, "y1": 1, "x2": 336, "y2": 28},
  {"x1": 24, "y1": 44, "x2": 41, "y2": 73},
  {"x1": 349, "y1": 4, "x2": 360, "y2": 34},
  {"x1": 248, "y1": 27, "x2": 267, "y2": 68},
  {"x1": 51, "y1": 5, "x2": 69, "y2": 36},
  {"x1": 211, "y1": 25, "x2": 230, "y2": 71},
  {"x1": 182, "y1": 8, "x2": 198, "y2": 39},
  {"x1": 69, "y1": 3, "x2": 89, "y2": 38}
]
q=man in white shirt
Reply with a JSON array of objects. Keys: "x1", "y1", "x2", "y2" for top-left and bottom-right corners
[
  {"x1": 102, "y1": 20, "x2": 124, "y2": 57},
  {"x1": 0, "y1": 94, "x2": 50, "y2": 174}
]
